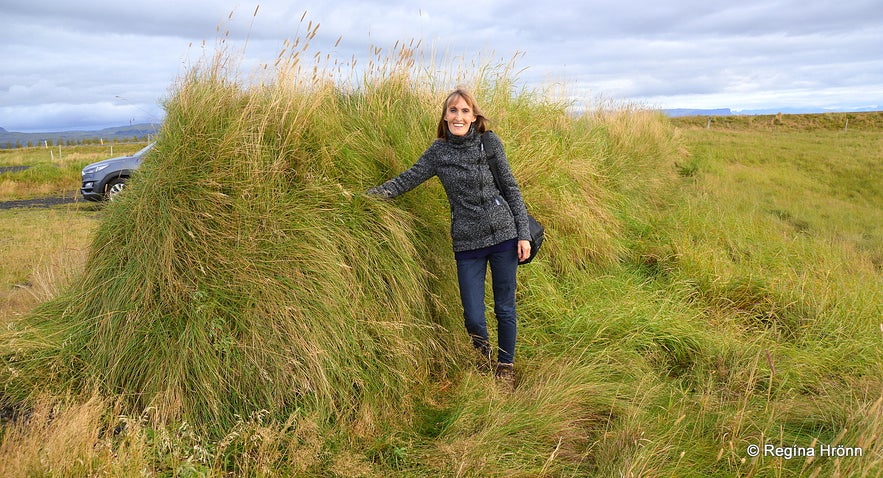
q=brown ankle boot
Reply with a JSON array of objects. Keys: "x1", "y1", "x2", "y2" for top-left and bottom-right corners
[{"x1": 495, "y1": 363, "x2": 516, "y2": 391}]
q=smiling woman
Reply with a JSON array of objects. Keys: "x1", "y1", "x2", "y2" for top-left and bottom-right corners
[
  {"x1": 443, "y1": 95, "x2": 477, "y2": 136},
  {"x1": 368, "y1": 87, "x2": 533, "y2": 389}
]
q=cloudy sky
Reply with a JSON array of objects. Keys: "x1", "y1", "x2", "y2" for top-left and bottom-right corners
[{"x1": 2, "y1": 0, "x2": 882, "y2": 132}]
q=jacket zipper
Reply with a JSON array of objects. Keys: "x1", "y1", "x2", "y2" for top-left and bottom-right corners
[{"x1": 478, "y1": 145, "x2": 497, "y2": 241}]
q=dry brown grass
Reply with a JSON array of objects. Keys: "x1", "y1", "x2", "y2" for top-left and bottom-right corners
[{"x1": 0, "y1": 207, "x2": 95, "y2": 324}]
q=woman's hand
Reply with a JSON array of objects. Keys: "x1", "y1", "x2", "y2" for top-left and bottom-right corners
[
  {"x1": 366, "y1": 186, "x2": 392, "y2": 199},
  {"x1": 517, "y1": 240, "x2": 532, "y2": 263}
]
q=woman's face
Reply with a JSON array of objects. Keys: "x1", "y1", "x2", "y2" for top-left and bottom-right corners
[{"x1": 444, "y1": 95, "x2": 476, "y2": 137}]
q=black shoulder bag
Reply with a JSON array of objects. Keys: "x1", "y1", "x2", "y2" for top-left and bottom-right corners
[{"x1": 480, "y1": 132, "x2": 545, "y2": 265}]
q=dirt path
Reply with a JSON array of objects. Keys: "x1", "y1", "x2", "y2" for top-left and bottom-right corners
[
  {"x1": 0, "y1": 166, "x2": 31, "y2": 174},
  {"x1": 0, "y1": 193, "x2": 81, "y2": 210}
]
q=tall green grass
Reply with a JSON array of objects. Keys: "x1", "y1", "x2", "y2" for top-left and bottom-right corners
[{"x1": 1, "y1": 24, "x2": 881, "y2": 476}]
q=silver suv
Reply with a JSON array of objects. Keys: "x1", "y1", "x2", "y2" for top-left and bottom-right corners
[{"x1": 80, "y1": 143, "x2": 154, "y2": 201}]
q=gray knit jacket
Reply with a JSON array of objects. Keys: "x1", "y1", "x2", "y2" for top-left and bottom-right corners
[{"x1": 371, "y1": 130, "x2": 531, "y2": 253}]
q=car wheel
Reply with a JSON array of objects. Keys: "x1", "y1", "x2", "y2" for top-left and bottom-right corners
[{"x1": 105, "y1": 178, "x2": 127, "y2": 200}]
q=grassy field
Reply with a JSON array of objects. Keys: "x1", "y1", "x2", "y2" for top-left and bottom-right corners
[
  {"x1": 0, "y1": 207, "x2": 96, "y2": 326},
  {"x1": 0, "y1": 143, "x2": 146, "y2": 201},
  {"x1": 671, "y1": 110, "x2": 883, "y2": 131},
  {"x1": 0, "y1": 40, "x2": 881, "y2": 476}
]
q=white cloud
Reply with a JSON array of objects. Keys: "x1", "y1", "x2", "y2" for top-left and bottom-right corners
[{"x1": 1, "y1": 0, "x2": 881, "y2": 132}]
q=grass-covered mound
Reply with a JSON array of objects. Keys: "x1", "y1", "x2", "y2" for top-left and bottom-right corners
[
  {"x1": 2, "y1": 35, "x2": 881, "y2": 477},
  {"x1": 4, "y1": 70, "x2": 440, "y2": 428},
  {"x1": 1, "y1": 41, "x2": 673, "y2": 429}
]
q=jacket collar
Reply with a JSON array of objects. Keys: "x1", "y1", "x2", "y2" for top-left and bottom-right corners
[{"x1": 445, "y1": 123, "x2": 479, "y2": 147}]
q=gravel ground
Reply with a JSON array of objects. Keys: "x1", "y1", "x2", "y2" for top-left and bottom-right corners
[
  {"x1": 0, "y1": 165, "x2": 31, "y2": 174},
  {"x1": 0, "y1": 193, "x2": 82, "y2": 210}
]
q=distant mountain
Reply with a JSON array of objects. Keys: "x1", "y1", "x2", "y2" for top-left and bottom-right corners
[
  {"x1": 0, "y1": 123, "x2": 161, "y2": 148},
  {"x1": 664, "y1": 106, "x2": 881, "y2": 117},
  {"x1": 663, "y1": 108, "x2": 733, "y2": 117},
  {"x1": 735, "y1": 106, "x2": 881, "y2": 115}
]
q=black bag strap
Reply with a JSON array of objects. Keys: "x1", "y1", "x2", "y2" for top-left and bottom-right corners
[
  {"x1": 480, "y1": 132, "x2": 505, "y2": 195},
  {"x1": 481, "y1": 132, "x2": 544, "y2": 265}
]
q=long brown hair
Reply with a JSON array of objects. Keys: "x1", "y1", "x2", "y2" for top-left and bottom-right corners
[{"x1": 435, "y1": 88, "x2": 490, "y2": 139}]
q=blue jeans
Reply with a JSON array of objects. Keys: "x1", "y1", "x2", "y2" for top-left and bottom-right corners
[{"x1": 456, "y1": 246, "x2": 519, "y2": 364}]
